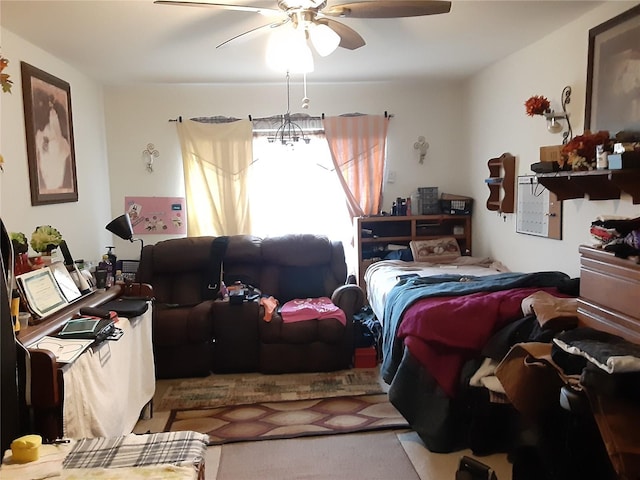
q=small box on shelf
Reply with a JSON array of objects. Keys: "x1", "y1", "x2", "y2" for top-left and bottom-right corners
[
  {"x1": 608, "y1": 151, "x2": 640, "y2": 170},
  {"x1": 441, "y1": 193, "x2": 473, "y2": 215},
  {"x1": 418, "y1": 187, "x2": 440, "y2": 214},
  {"x1": 539, "y1": 145, "x2": 563, "y2": 163}
]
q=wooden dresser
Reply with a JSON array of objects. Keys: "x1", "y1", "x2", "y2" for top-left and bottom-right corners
[{"x1": 577, "y1": 245, "x2": 640, "y2": 345}]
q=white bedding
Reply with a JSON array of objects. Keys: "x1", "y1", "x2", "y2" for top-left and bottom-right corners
[{"x1": 364, "y1": 257, "x2": 509, "y2": 324}]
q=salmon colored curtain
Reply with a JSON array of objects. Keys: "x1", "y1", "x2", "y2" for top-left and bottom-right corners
[
  {"x1": 177, "y1": 119, "x2": 253, "y2": 236},
  {"x1": 322, "y1": 114, "x2": 389, "y2": 218}
]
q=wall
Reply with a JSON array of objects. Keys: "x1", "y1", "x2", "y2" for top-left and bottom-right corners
[
  {"x1": 4, "y1": 2, "x2": 640, "y2": 275},
  {"x1": 103, "y1": 80, "x2": 467, "y2": 260},
  {"x1": 0, "y1": 28, "x2": 112, "y2": 265},
  {"x1": 465, "y1": 1, "x2": 640, "y2": 277}
]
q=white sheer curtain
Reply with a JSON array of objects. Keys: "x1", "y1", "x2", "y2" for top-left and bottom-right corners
[
  {"x1": 177, "y1": 119, "x2": 253, "y2": 236},
  {"x1": 248, "y1": 134, "x2": 353, "y2": 252}
]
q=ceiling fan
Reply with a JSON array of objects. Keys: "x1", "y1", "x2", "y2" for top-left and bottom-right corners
[{"x1": 154, "y1": 0, "x2": 452, "y2": 52}]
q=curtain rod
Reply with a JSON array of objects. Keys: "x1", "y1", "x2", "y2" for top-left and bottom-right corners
[{"x1": 167, "y1": 112, "x2": 393, "y2": 123}]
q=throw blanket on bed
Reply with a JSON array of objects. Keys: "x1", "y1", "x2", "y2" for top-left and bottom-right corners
[{"x1": 381, "y1": 271, "x2": 570, "y2": 389}]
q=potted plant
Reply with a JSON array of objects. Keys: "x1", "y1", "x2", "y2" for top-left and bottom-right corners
[{"x1": 30, "y1": 225, "x2": 63, "y2": 256}]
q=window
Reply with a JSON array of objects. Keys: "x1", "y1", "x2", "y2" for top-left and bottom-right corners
[{"x1": 248, "y1": 134, "x2": 355, "y2": 270}]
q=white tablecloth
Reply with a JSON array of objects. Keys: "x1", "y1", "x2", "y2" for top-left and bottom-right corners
[{"x1": 62, "y1": 306, "x2": 155, "y2": 438}]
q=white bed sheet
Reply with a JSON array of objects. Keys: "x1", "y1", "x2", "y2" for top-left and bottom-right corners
[{"x1": 364, "y1": 257, "x2": 509, "y2": 324}]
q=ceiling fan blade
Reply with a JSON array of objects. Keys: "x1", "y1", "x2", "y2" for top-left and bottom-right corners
[
  {"x1": 323, "y1": 0, "x2": 451, "y2": 18},
  {"x1": 216, "y1": 19, "x2": 289, "y2": 48},
  {"x1": 154, "y1": 0, "x2": 281, "y2": 16},
  {"x1": 319, "y1": 18, "x2": 365, "y2": 50}
]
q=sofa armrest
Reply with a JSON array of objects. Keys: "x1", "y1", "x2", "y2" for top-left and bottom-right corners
[
  {"x1": 122, "y1": 282, "x2": 154, "y2": 299},
  {"x1": 331, "y1": 284, "x2": 365, "y2": 320}
]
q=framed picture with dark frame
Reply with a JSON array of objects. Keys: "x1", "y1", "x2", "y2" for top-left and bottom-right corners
[
  {"x1": 21, "y1": 62, "x2": 78, "y2": 206},
  {"x1": 585, "y1": 4, "x2": 640, "y2": 135}
]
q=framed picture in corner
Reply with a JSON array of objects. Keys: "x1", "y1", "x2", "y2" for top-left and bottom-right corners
[
  {"x1": 21, "y1": 62, "x2": 78, "y2": 206},
  {"x1": 585, "y1": 4, "x2": 640, "y2": 135}
]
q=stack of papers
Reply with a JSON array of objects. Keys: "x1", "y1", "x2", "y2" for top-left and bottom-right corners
[{"x1": 27, "y1": 336, "x2": 93, "y2": 364}]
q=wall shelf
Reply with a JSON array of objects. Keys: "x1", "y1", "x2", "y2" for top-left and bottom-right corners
[
  {"x1": 536, "y1": 169, "x2": 640, "y2": 204},
  {"x1": 486, "y1": 153, "x2": 515, "y2": 213}
]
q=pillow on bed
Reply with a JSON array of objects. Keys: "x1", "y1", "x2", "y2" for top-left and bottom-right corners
[{"x1": 409, "y1": 237, "x2": 461, "y2": 263}]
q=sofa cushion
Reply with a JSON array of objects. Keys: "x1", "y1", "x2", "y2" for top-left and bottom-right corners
[
  {"x1": 277, "y1": 265, "x2": 326, "y2": 303},
  {"x1": 260, "y1": 313, "x2": 345, "y2": 344}
]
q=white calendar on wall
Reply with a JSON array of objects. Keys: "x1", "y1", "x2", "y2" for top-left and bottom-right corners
[{"x1": 516, "y1": 176, "x2": 562, "y2": 239}]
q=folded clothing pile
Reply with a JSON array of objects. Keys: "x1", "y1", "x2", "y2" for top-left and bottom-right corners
[{"x1": 590, "y1": 215, "x2": 640, "y2": 258}]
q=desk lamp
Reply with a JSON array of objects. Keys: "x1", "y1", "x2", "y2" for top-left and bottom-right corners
[{"x1": 105, "y1": 213, "x2": 144, "y2": 254}]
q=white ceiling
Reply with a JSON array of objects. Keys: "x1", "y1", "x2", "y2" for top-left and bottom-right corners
[{"x1": 1, "y1": 0, "x2": 604, "y2": 85}]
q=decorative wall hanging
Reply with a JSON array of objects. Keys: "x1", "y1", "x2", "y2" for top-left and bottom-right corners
[
  {"x1": 413, "y1": 136, "x2": 429, "y2": 163},
  {"x1": 142, "y1": 143, "x2": 159, "y2": 172},
  {"x1": 21, "y1": 62, "x2": 78, "y2": 206},
  {"x1": 124, "y1": 196, "x2": 187, "y2": 235},
  {"x1": 585, "y1": 4, "x2": 640, "y2": 134}
]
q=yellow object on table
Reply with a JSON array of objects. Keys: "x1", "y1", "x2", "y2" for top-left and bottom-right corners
[{"x1": 10, "y1": 434, "x2": 42, "y2": 463}]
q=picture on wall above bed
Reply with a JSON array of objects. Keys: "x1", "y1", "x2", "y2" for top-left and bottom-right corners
[
  {"x1": 585, "y1": 4, "x2": 640, "y2": 134},
  {"x1": 21, "y1": 62, "x2": 78, "y2": 206}
]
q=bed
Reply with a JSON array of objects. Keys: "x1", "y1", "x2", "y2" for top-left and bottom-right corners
[{"x1": 364, "y1": 241, "x2": 575, "y2": 453}]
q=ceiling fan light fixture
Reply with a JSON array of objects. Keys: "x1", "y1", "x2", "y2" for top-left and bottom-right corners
[
  {"x1": 309, "y1": 22, "x2": 340, "y2": 57},
  {"x1": 266, "y1": 25, "x2": 314, "y2": 74}
]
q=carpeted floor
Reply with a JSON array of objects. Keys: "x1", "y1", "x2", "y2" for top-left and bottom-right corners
[
  {"x1": 135, "y1": 369, "x2": 514, "y2": 480},
  {"x1": 216, "y1": 430, "x2": 421, "y2": 480},
  {"x1": 165, "y1": 393, "x2": 409, "y2": 445},
  {"x1": 156, "y1": 368, "x2": 384, "y2": 411}
]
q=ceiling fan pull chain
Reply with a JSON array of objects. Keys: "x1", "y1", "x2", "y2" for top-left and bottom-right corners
[{"x1": 302, "y1": 73, "x2": 310, "y2": 109}]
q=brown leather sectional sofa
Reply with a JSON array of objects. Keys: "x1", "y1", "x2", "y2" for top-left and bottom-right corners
[{"x1": 137, "y1": 234, "x2": 364, "y2": 378}]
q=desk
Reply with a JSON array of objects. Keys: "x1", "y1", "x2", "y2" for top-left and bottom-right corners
[
  {"x1": 17, "y1": 285, "x2": 155, "y2": 441},
  {"x1": 61, "y1": 307, "x2": 154, "y2": 438}
]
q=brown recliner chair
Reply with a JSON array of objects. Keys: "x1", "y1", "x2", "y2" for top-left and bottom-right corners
[
  {"x1": 255, "y1": 234, "x2": 363, "y2": 374},
  {"x1": 138, "y1": 234, "x2": 364, "y2": 379},
  {"x1": 137, "y1": 236, "x2": 220, "y2": 379}
]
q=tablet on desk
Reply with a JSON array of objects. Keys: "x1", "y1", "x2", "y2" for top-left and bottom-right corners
[
  {"x1": 59, "y1": 318, "x2": 100, "y2": 335},
  {"x1": 58, "y1": 318, "x2": 114, "y2": 339}
]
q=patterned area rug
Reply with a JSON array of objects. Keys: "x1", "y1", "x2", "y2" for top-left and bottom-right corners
[
  {"x1": 156, "y1": 368, "x2": 384, "y2": 411},
  {"x1": 165, "y1": 394, "x2": 409, "y2": 445}
]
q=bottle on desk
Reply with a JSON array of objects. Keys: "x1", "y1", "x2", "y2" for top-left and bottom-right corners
[{"x1": 99, "y1": 255, "x2": 114, "y2": 288}]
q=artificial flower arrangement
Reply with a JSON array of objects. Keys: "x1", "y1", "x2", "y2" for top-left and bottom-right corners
[
  {"x1": 559, "y1": 130, "x2": 611, "y2": 170},
  {"x1": 0, "y1": 52, "x2": 11, "y2": 172},
  {"x1": 0, "y1": 53, "x2": 12, "y2": 93},
  {"x1": 9, "y1": 232, "x2": 28, "y2": 254},
  {"x1": 30, "y1": 225, "x2": 64, "y2": 254},
  {"x1": 524, "y1": 95, "x2": 551, "y2": 116}
]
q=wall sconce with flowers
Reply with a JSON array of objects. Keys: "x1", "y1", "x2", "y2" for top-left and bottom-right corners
[{"x1": 525, "y1": 86, "x2": 573, "y2": 144}]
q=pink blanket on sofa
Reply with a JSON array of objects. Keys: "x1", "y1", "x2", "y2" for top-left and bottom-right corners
[
  {"x1": 397, "y1": 286, "x2": 560, "y2": 397},
  {"x1": 280, "y1": 297, "x2": 346, "y2": 326}
]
